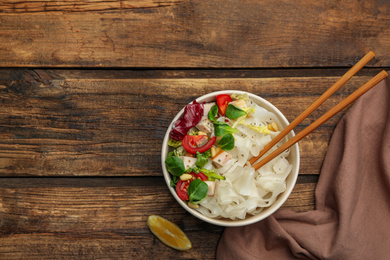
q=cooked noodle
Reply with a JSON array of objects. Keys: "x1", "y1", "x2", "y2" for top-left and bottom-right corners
[{"x1": 196, "y1": 102, "x2": 292, "y2": 220}]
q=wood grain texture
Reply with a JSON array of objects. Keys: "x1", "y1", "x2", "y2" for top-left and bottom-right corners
[
  {"x1": 0, "y1": 177, "x2": 315, "y2": 259},
  {"x1": 0, "y1": 0, "x2": 181, "y2": 13},
  {"x1": 0, "y1": 70, "x2": 376, "y2": 176},
  {"x1": 1, "y1": 0, "x2": 388, "y2": 258},
  {"x1": 0, "y1": 0, "x2": 389, "y2": 68}
]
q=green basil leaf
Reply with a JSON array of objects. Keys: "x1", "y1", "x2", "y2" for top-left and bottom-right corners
[
  {"x1": 226, "y1": 104, "x2": 247, "y2": 119},
  {"x1": 208, "y1": 105, "x2": 219, "y2": 122},
  {"x1": 218, "y1": 133, "x2": 235, "y2": 151},
  {"x1": 214, "y1": 121, "x2": 239, "y2": 137},
  {"x1": 165, "y1": 156, "x2": 185, "y2": 176},
  {"x1": 188, "y1": 179, "x2": 208, "y2": 204},
  {"x1": 195, "y1": 150, "x2": 211, "y2": 168},
  {"x1": 170, "y1": 175, "x2": 180, "y2": 187}
]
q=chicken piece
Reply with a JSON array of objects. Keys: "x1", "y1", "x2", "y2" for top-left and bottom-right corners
[
  {"x1": 212, "y1": 150, "x2": 231, "y2": 167},
  {"x1": 205, "y1": 181, "x2": 216, "y2": 197},
  {"x1": 180, "y1": 156, "x2": 197, "y2": 170},
  {"x1": 203, "y1": 102, "x2": 216, "y2": 117},
  {"x1": 229, "y1": 99, "x2": 247, "y2": 110},
  {"x1": 195, "y1": 118, "x2": 214, "y2": 134}
]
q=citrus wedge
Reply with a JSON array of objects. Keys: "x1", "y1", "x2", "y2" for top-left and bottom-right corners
[{"x1": 147, "y1": 215, "x2": 192, "y2": 251}]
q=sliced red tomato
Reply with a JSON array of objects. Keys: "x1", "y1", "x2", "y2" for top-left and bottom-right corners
[
  {"x1": 176, "y1": 179, "x2": 190, "y2": 200},
  {"x1": 182, "y1": 135, "x2": 216, "y2": 154},
  {"x1": 193, "y1": 171, "x2": 208, "y2": 181},
  {"x1": 176, "y1": 172, "x2": 208, "y2": 201},
  {"x1": 216, "y1": 94, "x2": 232, "y2": 116}
]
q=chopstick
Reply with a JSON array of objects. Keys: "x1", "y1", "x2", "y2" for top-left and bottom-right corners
[
  {"x1": 249, "y1": 51, "x2": 376, "y2": 166},
  {"x1": 252, "y1": 70, "x2": 388, "y2": 171}
]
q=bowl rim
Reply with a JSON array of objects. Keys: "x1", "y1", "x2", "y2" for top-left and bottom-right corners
[{"x1": 161, "y1": 90, "x2": 300, "y2": 227}]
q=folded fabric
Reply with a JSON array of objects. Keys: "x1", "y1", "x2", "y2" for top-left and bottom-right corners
[{"x1": 217, "y1": 73, "x2": 390, "y2": 259}]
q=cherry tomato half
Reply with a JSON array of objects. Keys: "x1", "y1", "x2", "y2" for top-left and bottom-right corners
[
  {"x1": 176, "y1": 172, "x2": 208, "y2": 201},
  {"x1": 182, "y1": 135, "x2": 216, "y2": 154},
  {"x1": 216, "y1": 94, "x2": 232, "y2": 116},
  {"x1": 176, "y1": 179, "x2": 190, "y2": 200}
]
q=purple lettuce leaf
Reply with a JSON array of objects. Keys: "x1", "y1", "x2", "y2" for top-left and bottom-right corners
[{"x1": 169, "y1": 100, "x2": 204, "y2": 141}]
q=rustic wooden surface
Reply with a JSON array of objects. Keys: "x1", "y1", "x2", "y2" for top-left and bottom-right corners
[
  {"x1": 0, "y1": 70, "x2": 377, "y2": 177},
  {"x1": 1, "y1": 0, "x2": 389, "y2": 259},
  {"x1": 1, "y1": 0, "x2": 390, "y2": 68}
]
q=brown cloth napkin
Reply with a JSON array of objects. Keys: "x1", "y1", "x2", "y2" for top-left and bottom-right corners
[{"x1": 217, "y1": 74, "x2": 390, "y2": 260}]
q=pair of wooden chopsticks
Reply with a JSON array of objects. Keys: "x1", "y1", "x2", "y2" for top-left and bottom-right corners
[{"x1": 250, "y1": 51, "x2": 388, "y2": 171}]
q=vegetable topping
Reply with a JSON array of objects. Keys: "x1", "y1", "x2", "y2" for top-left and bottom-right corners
[
  {"x1": 169, "y1": 100, "x2": 204, "y2": 141},
  {"x1": 165, "y1": 93, "x2": 291, "y2": 220},
  {"x1": 216, "y1": 94, "x2": 232, "y2": 116},
  {"x1": 182, "y1": 135, "x2": 216, "y2": 154},
  {"x1": 176, "y1": 172, "x2": 208, "y2": 201}
]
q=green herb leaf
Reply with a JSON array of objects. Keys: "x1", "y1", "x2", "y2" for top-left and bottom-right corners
[
  {"x1": 185, "y1": 167, "x2": 194, "y2": 173},
  {"x1": 165, "y1": 156, "x2": 185, "y2": 176},
  {"x1": 208, "y1": 105, "x2": 219, "y2": 122},
  {"x1": 195, "y1": 150, "x2": 211, "y2": 168},
  {"x1": 214, "y1": 121, "x2": 239, "y2": 137},
  {"x1": 188, "y1": 179, "x2": 208, "y2": 204},
  {"x1": 218, "y1": 133, "x2": 235, "y2": 151},
  {"x1": 226, "y1": 104, "x2": 247, "y2": 119},
  {"x1": 170, "y1": 175, "x2": 180, "y2": 187},
  {"x1": 192, "y1": 167, "x2": 200, "y2": 173}
]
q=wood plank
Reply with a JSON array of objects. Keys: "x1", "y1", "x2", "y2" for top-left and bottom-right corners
[
  {"x1": 0, "y1": 71, "x2": 377, "y2": 176},
  {"x1": 0, "y1": 0, "x2": 389, "y2": 68},
  {"x1": 1, "y1": 67, "x2": 382, "y2": 81},
  {"x1": 0, "y1": 177, "x2": 315, "y2": 259}
]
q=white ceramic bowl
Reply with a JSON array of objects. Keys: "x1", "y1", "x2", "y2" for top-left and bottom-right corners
[{"x1": 161, "y1": 90, "x2": 300, "y2": 227}]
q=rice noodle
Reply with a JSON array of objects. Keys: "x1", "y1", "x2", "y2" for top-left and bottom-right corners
[{"x1": 195, "y1": 97, "x2": 292, "y2": 220}]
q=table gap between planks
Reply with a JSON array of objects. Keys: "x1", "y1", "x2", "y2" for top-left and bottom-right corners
[{"x1": 1, "y1": 0, "x2": 390, "y2": 259}]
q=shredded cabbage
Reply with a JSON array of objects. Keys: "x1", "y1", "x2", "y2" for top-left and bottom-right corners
[
  {"x1": 231, "y1": 93, "x2": 249, "y2": 101},
  {"x1": 245, "y1": 124, "x2": 271, "y2": 134}
]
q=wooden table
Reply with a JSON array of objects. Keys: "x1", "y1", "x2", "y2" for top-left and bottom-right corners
[{"x1": 0, "y1": 1, "x2": 389, "y2": 259}]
